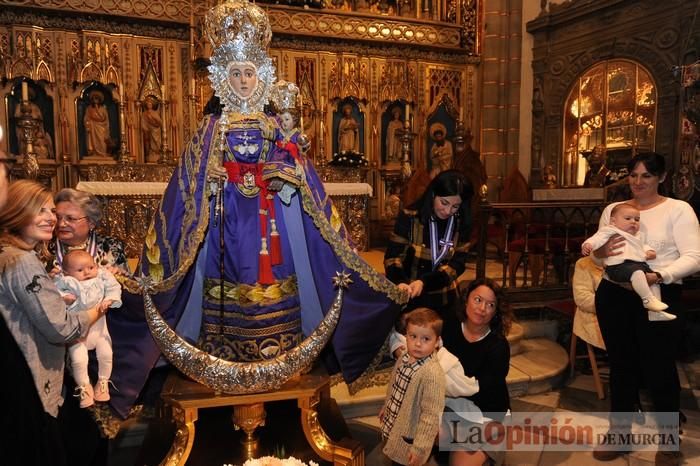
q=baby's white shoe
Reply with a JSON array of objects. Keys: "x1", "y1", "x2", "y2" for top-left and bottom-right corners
[
  {"x1": 74, "y1": 383, "x2": 94, "y2": 408},
  {"x1": 648, "y1": 309, "x2": 677, "y2": 321},
  {"x1": 94, "y1": 378, "x2": 111, "y2": 402},
  {"x1": 642, "y1": 295, "x2": 669, "y2": 312}
]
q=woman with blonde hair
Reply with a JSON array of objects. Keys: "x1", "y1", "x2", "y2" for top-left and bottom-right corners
[{"x1": 0, "y1": 180, "x2": 104, "y2": 465}]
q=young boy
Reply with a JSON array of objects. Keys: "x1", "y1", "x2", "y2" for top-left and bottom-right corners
[
  {"x1": 55, "y1": 249, "x2": 122, "y2": 407},
  {"x1": 581, "y1": 202, "x2": 675, "y2": 321},
  {"x1": 381, "y1": 308, "x2": 446, "y2": 466}
]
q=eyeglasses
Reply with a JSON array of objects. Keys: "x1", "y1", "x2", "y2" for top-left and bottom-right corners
[{"x1": 56, "y1": 215, "x2": 89, "y2": 225}]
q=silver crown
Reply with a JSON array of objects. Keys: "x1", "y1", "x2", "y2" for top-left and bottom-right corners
[
  {"x1": 205, "y1": 0, "x2": 272, "y2": 60},
  {"x1": 270, "y1": 80, "x2": 300, "y2": 114},
  {"x1": 206, "y1": 0, "x2": 276, "y2": 115}
]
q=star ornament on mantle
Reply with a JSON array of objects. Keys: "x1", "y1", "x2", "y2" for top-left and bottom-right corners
[{"x1": 332, "y1": 271, "x2": 353, "y2": 289}]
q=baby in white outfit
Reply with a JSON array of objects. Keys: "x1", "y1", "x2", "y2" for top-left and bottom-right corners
[
  {"x1": 582, "y1": 203, "x2": 675, "y2": 321},
  {"x1": 55, "y1": 249, "x2": 122, "y2": 408}
]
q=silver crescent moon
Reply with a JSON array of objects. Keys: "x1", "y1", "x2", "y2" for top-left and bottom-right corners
[{"x1": 143, "y1": 285, "x2": 343, "y2": 394}]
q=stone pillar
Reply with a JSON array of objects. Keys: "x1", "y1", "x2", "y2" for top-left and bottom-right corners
[{"x1": 479, "y1": 0, "x2": 523, "y2": 200}]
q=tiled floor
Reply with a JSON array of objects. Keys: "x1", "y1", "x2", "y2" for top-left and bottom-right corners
[{"x1": 350, "y1": 358, "x2": 700, "y2": 466}]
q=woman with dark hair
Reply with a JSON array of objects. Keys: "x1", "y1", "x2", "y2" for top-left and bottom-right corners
[
  {"x1": 384, "y1": 169, "x2": 474, "y2": 314},
  {"x1": 390, "y1": 277, "x2": 512, "y2": 465},
  {"x1": 0, "y1": 180, "x2": 104, "y2": 465},
  {"x1": 593, "y1": 152, "x2": 700, "y2": 465},
  {"x1": 442, "y1": 278, "x2": 512, "y2": 466}
]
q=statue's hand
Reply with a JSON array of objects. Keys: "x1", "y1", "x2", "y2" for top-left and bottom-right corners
[
  {"x1": 267, "y1": 178, "x2": 285, "y2": 192},
  {"x1": 207, "y1": 165, "x2": 228, "y2": 182}
]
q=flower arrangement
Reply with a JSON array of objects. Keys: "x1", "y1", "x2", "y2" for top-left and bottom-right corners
[
  {"x1": 329, "y1": 150, "x2": 368, "y2": 167},
  {"x1": 225, "y1": 457, "x2": 318, "y2": 466}
]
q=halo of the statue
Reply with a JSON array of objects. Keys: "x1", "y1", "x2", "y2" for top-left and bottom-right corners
[{"x1": 143, "y1": 284, "x2": 343, "y2": 393}]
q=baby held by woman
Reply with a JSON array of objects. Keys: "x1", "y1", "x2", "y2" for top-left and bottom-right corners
[
  {"x1": 55, "y1": 249, "x2": 122, "y2": 407},
  {"x1": 582, "y1": 203, "x2": 675, "y2": 321}
]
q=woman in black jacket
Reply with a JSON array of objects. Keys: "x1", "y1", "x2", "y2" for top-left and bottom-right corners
[{"x1": 384, "y1": 169, "x2": 474, "y2": 316}]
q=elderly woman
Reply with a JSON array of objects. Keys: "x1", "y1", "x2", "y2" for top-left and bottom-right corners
[
  {"x1": 50, "y1": 188, "x2": 128, "y2": 275},
  {"x1": 0, "y1": 180, "x2": 104, "y2": 465},
  {"x1": 49, "y1": 188, "x2": 126, "y2": 461}
]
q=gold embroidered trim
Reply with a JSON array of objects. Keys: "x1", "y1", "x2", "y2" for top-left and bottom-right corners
[
  {"x1": 388, "y1": 232, "x2": 409, "y2": 244},
  {"x1": 262, "y1": 168, "x2": 301, "y2": 186},
  {"x1": 122, "y1": 117, "x2": 217, "y2": 294},
  {"x1": 202, "y1": 319, "x2": 302, "y2": 337},
  {"x1": 200, "y1": 332, "x2": 302, "y2": 362},
  {"x1": 299, "y1": 183, "x2": 407, "y2": 304},
  {"x1": 203, "y1": 275, "x2": 298, "y2": 307},
  {"x1": 202, "y1": 305, "x2": 300, "y2": 321},
  {"x1": 345, "y1": 336, "x2": 393, "y2": 394}
]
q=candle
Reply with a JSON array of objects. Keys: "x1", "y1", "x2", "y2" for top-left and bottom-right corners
[
  {"x1": 405, "y1": 103, "x2": 410, "y2": 122},
  {"x1": 21, "y1": 82, "x2": 28, "y2": 102},
  {"x1": 321, "y1": 95, "x2": 325, "y2": 108},
  {"x1": 460, "y1": 106, "x2": 464, "y2": 122},
  {"x1": 161, "y1": 85, "x2": 166, "y2": 100}
]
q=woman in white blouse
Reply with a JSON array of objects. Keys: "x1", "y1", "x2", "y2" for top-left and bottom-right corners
[{"x1": 592, "y1": 152, "x2": 700, "y2": 465}]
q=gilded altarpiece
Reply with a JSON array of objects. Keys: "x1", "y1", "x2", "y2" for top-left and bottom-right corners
[
  {"x1": 2, "y1": 1, "x2": 481, "y2": 246},
  {"x1": 0, "y1": 9, "x2": 191, "y2": 187}
]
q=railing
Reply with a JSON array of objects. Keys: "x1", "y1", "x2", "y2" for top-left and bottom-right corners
[{"x1": 473, "y1": 200, "x2": 605, "y2": 305}]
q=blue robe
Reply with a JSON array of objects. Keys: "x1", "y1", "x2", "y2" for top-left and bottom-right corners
[{"x1": 108, "y1": 113, "x2": 404, "y2": 418}]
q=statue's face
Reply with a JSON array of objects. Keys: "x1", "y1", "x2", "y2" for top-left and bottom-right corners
[
  {"x1": 280, "y1": 112, "x2": 295, "y2": 131},
  {"x1": 228, "y1": 63, "x2": 258, "y2": 99}
]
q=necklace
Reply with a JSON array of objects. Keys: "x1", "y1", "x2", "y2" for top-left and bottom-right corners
[
  {"x1": 462, "y1": 322, "x2": 491, "y2": 343},
  {"x1": 429, "y1": 215, "x2": 455, "y2": 269},
  {"x1": 55, "y1": 230, "x2": 97, "y2": 266}
]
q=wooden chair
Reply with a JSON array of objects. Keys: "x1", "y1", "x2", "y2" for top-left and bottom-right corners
[
  {"x1": 569, "y1": 332, "x2": 606, "y2": 400},
  {"x1": 548, "y1": 299, "x2": 606, "y2": 400}
]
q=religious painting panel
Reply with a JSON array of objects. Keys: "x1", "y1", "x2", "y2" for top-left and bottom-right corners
[
  {"x1": 333, "y1": 97, "x2": 364, "y2": 158},
  {"x1": 381, "y1": 100, "x2": 407, "y2": 167},
  {"x1": 426, "y1": 103, "x2": 455, "y2": 175},
  {"x1": 137, "y1": 60, "x2": 165, "y2": 163},
  {"x1": 296, "y1": 57, "x2": 316, "y2": 159},
  {"x1": 6, "y1": 78, "x2": 56, "y2": 160},
  {"x1": 139, "y1": 46, "x2": 163, "y2": 83},
  {"x1": 77, "y1": 82, "x2": 120, "y2": 160}
]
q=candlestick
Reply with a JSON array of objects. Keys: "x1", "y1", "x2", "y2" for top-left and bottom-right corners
[
  {"x1": 21, "y1": 82, "x2": 29, "y2": 101},
  {"x1": 299, "y1": 94, "x2": 304, "y2": 130}
]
